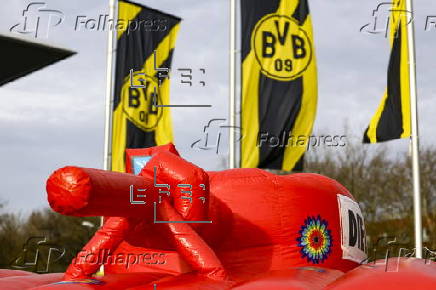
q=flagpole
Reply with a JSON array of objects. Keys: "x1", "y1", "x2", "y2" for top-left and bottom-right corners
[
  {"x1": 98, "y1": 0, "x2": 118, "y2": 275},
  {"x1": 100, "y1": 0, "x2": 117, "y2": 274},
  {"x1": 229, "y1": 0, "x2": 237, "y2": 169},
  {"x1": 103, "y1": 0, "x2": 117, "y2": 172},
  {"x1": 405, "y1": 0, "x2": 422, "y2": 258}
]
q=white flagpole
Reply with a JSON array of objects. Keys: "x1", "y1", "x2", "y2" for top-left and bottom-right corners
[
  {"x1": 405, "y1": 0, "x2": 422, "y2": 258},
  {"x1": 229, "y1": 0, "x2": 237, "y2": 169},
  {"x1": 103, "y1": 0, "x2": 117, "y2": 172},
  {"x1": 100, "y1": 0, "x2": 117, "y2": 274}
]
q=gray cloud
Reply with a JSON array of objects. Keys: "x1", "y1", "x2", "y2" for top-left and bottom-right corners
[{"x1": 0, "y1": 0, "x2": 435, "y2": 213}]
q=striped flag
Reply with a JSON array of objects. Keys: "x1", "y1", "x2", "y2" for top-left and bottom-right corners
[
  {"x1": 363, "y1": 0, "x2": 411, "y2": 143},
  {"x1": 111, "y1": 1, "x2": 181, "y2": 172},
  {"x1": 240, "y1": 0, "x2": 318, "y2": 171}
]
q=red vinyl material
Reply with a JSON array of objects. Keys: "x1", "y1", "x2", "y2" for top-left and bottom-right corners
[
  {"x1": 64, "y1": 217, "x2": 132, "y2": 280},
  {"x1": 45, "y1": 148, "x2": 362, "y2": 281},
  {"x1": 46, "y1": 167, "x2": 159, "y2": 218},
  {"x1": 1, "y1": 144, "x2": 433, "y2": 289},
  {"x1": 127, "y1": 273, "x2": 235, "y2": 289},
  {"x1": 233, "y1": 267, "x2": 344, "y2": 290},
  {"x1": 202, "y1": 169, "x2": 360, "y2": 276},
  {"x1": 0, "y1": 273, "x2": 62, "y2": 290},
  {"x1": 140, "y1": 151, "x2": 210, "y2": 223},
  {"x1": 30, "y1": 272, "x2": 171, "y2": 289},
  {"x1": 326, "y1": 257, "x2": 436, "y2": 289},
  {"x1": 0, "y1": 269, "x2": 35, "y2": 278}
]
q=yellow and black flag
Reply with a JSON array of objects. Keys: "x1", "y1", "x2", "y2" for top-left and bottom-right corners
[
  {"x1": 111, "y1": 0, "x2": 181, "y2": 172},
  {"x1": 240, "y1": 0, "x2": 317, "y2": 171},
  {"x1": 363, "y1": 0, "x2": 411, "y2": 143}
]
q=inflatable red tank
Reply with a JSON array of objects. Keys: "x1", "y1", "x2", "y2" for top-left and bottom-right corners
[{"x1": 1, "y1": 144, "x2": 435, "y2": 289}]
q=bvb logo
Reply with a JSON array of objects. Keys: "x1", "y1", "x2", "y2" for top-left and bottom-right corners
[
  {"x1": 252, "y1": 14, "x2": 313, "y2": 81},
  {"x1": 122, "y1": 73, "x2": 163, "y2": 131}
]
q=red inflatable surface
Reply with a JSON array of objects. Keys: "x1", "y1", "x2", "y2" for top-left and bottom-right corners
[
  {"x1": 326, "y1": 257, "x2": 436, "y2": 289},
  {"x1": 1, "y1": 144, "x2": 434, "y2": 289}
]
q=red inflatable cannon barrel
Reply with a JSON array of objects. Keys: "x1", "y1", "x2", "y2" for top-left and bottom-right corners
[
  {"x1": 46, "y1": 166, "x2": 159, "y2": 219},
  {"x1": 46, "y1": 152, "x2": 210, "y2": 223}
]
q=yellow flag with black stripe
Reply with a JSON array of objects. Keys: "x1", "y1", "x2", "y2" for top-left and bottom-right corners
[
  {"x1": 111, "y1": 1, "x2": 181, "y2": 172},
  {"x1": 363, "y1": 0, "x2": 411, "y2": 143},
  {"x1": 240, "y1": 0, "x2": 317, "y2": 171}
]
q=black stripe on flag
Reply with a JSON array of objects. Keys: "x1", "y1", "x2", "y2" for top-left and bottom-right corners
[
  {"x1": 292, "y1": 0, "x2": 309, "y2": 24},
  {"x1": 376, "y1": 28, "x2": 404, "y2": 141},
  {"x1": 258, "y1": 75, "x2": 303, "y2": 169},
  {"x1": 363, "y1": 27, "x2": 404, "y2": 143},
  {"x1": 113, "y1": 5, "x2": 181, "y2": 110},
  {"x1": 241, "y1": 0, "x2": 280, "y2": 61},
  {"x1": 125, "y1": 48, "x2": 175, "y2": 148}
]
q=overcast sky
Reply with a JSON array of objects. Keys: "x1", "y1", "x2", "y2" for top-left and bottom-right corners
[{"x1": 1, "y1": 0, "x2": 435, "y2": 214}]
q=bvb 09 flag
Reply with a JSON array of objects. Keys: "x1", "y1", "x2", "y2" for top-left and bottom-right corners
[
  {"x1": 363, "y1": 0, "x2": 411, "y2": 143},
  {"x1": 111, "y1": 1, "x2": 181, "y2": 172},
  {"x1": 241, "y1": 0, "x2": 317, "y2": 171}
]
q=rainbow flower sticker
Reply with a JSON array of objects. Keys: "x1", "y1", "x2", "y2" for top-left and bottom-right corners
[
  {"x1": 53, "y1": 279, "x2": 105, "y2": 285},
  {"x1": 297, "y1": 215, "x2": 332, "y2": 264}
]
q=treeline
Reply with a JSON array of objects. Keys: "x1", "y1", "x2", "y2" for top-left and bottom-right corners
[{"x1": 0, "y1": 207, "x2": 98, "y2": 273}]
